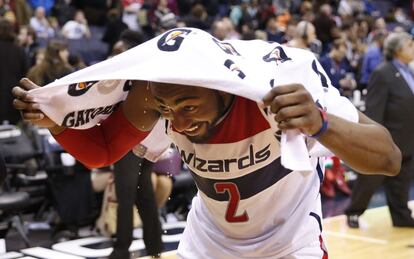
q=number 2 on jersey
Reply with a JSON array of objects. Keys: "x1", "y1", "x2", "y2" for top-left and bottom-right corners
[{"x1": 214, "y1": 182, "x2": 249, "y2": 223}]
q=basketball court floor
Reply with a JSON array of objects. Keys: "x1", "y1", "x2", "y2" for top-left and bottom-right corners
[
  {"x1": 137, "y1": 202, "x2": 414, "y2": 259},
  {"x1": 2, "y1": 196, "x2": 414, "y2": 259}
]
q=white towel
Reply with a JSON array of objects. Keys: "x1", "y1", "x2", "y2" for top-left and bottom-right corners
[{"x1": 28, "y1": 28, "x2": 358, "y2": 171}]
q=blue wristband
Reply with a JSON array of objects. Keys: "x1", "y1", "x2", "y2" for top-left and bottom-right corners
[{"x1": 309, "y1": 108, "x2": 328, "y2": 138}]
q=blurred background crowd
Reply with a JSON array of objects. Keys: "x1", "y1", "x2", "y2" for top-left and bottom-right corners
[
  {"x1": 1, "y1": 0, "x2": 414, "y2": 258},
  {"x1": 1, "y1": 0, "x2": 413, "y2": 124}
]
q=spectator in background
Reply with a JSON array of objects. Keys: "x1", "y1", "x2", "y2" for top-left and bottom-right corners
[
  {"x1": 53, "y1": 0, "x2": 76, "y2": 27},
  {"x1": 220, "y1": 17, "x2": 240, "y2": 40},
  {"x1": 13, "y1": 0, "x2": 32, "y2": 26},
  {"x1": 265, "y1": 13, "x2": 284, "y2": 43},
  {"x1": 287, "y1": 21, "x2": 321, "y2": 57},
  {"x1": 109, "y1": 30, "x2": 163, "y2": 259},
  {"x1": 26, "y1": 39, "x2": 73, "y2": 85},
  {"x1": 211, "y1": 19, "x2": 228, "y2": 41},
  {"x1": 151, "y1": 147, "x2": 181, "y2": 210},
  {"x1": 121, "y1": 0, "x2": 143, "y2": 32},
  {"x1": 182, "y1": 3, "x2": 212, "y2": 31},
  {"x1": 346, "y1": 32, "x2": 414, "y2": 229},
  {"x1": 0, "y1": 18, "x2": 28, "y2": 124},
  {"x1": 102, "y1": 8, "x2": 128, "y2": 56},
  {"x1": 17, "y1": 25, "x2": 39, "y2": 66},
  {"x1": 367, "y1": 17, "x2": 387, "y2": 43},
  {"x1": 30, "y1": 6, "x2": 55, "y2": 40},
  {"x1": 29, "y1": 0, "x2": 55, "y2": 16},
  {"x1": 152, "y1": 0, "x2": 175, "y2": 33},
  {"x1": 359, "y1": 30, "x2": 387, "y2": 88},
  {"x1": 319, "y1": 38, "x2": 355, "y2": 95},
  {"x1": 313, "y1": 4, "x2": 340, "y2": 55},
  {"x1": 61, "y1": 10, "x2": 91, "y2": 40},
  {"x1": 68, "y1": 53, "x2": 86, "y2": 71},
  {"x1": 298, "y1": 1, "x2": 314, "y2": 22},
  {"x1": 229, "y1": 0, "x2": 254, "y2": 31},
  {"x1": 0, "y1": 0, "x2": 16, "y2": 24}
]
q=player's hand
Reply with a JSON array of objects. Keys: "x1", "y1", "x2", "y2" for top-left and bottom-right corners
[
  {"x1": 262, "y1": 84, "x2": 323, "y2": 136},
  {"x1": 12, "y1": 78, "x2": 58, "y2": 129}
]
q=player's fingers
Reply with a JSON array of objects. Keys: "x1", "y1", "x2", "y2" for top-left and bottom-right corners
[
  {"x1": 13, "y1": 99, "x2": 39, "y2": 110},
  {"x1": 12, "y1": 86, "x2": 33, "y2": 102},
  {"x1": 20, "y1": 78, "x2": 40, "y2": 91},
  {"x1": 268, "y1": 91, "x2": 309, "y2": 114},
  {"x1": 273, "y1": 104, "x2": 307, "y2": 123},
  {"x1": 262, "y1": 84, "x2": 302, "y2": 106},
  {"x1": 277, "y1": 117, "x2": 309, "y2": 131},
  {"x1": 21, "y1": 111, "x2": 44, "y2": 121}
]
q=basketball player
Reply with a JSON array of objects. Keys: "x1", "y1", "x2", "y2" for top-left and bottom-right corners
[{"x1": 13, "y1": 60, "x2": 401, "y2": 258}]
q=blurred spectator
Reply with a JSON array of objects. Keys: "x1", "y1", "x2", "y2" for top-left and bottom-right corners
[
  {"x1": 28, "y1": 0, "x2": 55, "y2": 16},
  {"x1": 30, "y1": 6, "x2": 55, "y2": 40},
  {"x1": 229, "y1": 0, "x2": 254, "y2": 30},
  {"x1": 319, "y1": 38, "x2": 355, "y2": 94},
  {"x1": 346, "y1": 32, "x2": 414, "y2": 229},
  {"x1": 298, "y1": 0, "x2": 314, "y2": 22},
  {"x1": 61, "y1": 10, "x2": 91, "y2": 39},
  {"x1": 0, "y1": 0, "x2": 16, "y2": 24},
  {"x1": 211, "y1": 19, "x2": 228, "y2": 41},
  {"x1": 182, "y1": 3, "x2": 212, "y2": 31},
  {"x1": 17, "y1": 25, "x2": 39, "y2": 66},
  {"x1": 359, "y1": 30, "x2": 387, "y2": 87},
  {"x1": 158, "y1": 12, "x2": 177, "y2": 32},
  {"x1": 108, "y1": 30, "x2": 163, "y2": 259},
  {"x1": 68, "y1": 53, "x2": 86, "y2": 70},
  {"x1": 13, "y1": 0, "x2": 32, "y2": 26},
  {"x1": 356, "y1": 16, "x2": 371, "y2": 44},
  {"x1": 26, "y1": 39, "x2": 73, "y2": 85},
  {"x1": 220, "y1": 17, "x2": 240, "y2": 40},
  {"x1": 111, "y1": 153, "x2": 162, "y2": 259},
  {"x1": 264, "y1": 13, "x2": 284, "y2": 43},
  {"x1": 287, "y1": 20, "x2": 321, "y2": 56},
  {"x1": 340, "y1": 20, "x2": 366, "y2": 73},
  {"x1": 33, "y1": 47, "x2": 45, "y2": 65},
  {"x1": 276, "y1": 10, "x2": 291, "y2": 32},
  {"x1": 121, "y1": 0, "x2": 143, "y2": 32},
  {"x1": 281, "y1": 19, "x2": 298, "y2": 43},
  {"x1": 367, "y1": 17, "x2": 387, "y2": 43},
  {"x1": 110, "y1": 29, "x2": 145, "y2": 56},
  {"x1": 151, "y1": 147, "x2": 181, "y2": 209},
  {"x1": 313, "y1": 4, "x2": 340, "y2": 54},
  {"x1": 0, "y1": 18, "x2": 28, "y2": 124},
  {"x1": 152, "y1": 0, "x2": 174, "y2": 32},
  {"x1": 338, "y1": 0, "x2": 364, "y2": 19},
  {"x1": 53, "y1": 0, "x2": 76, "y2": 26},
  {"x1": 102, "y1": 8, "x2": 128, "y2": 56},
  {"x1": 75, "y1": 0, "x2": 114, "y2": 26}
]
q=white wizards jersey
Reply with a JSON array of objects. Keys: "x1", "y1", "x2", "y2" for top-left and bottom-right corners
[{"x1": 166, "y1": 95, "x2": 350, "y2": 258}]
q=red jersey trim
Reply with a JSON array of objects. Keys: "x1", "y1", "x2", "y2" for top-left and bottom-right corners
[{"x1": 207, "y1": 97, "x2": 270, "y2": 144}]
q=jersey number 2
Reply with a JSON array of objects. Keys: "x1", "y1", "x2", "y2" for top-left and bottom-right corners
[{"x1": 214, "y1": 182, "x2": 249, "y2": 223}]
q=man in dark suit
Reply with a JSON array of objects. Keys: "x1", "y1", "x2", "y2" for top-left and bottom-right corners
[{"x1": 346, "y1": 31, "x2": 414, "y2": 228}]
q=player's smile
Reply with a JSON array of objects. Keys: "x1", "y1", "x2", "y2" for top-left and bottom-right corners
[{"x1": 149, "y1": 82, "x2": 233, "y2": 143}]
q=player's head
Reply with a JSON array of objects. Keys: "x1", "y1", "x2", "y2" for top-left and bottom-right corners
[{"x1": 150, "y1": 82, "x2": 233, "y2": 143}]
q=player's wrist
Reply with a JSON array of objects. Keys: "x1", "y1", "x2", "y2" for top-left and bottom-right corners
[{"x1": 307, "y1": 108, "x2": 328, "y2": 138}]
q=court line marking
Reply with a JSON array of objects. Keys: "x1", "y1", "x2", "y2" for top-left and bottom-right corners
[
  {"x1": 323, "y1": 230, "x2": 388, "y2": 244},
  {"x1": 323, "y1": 200, "x2": 414, "y2": 223}
]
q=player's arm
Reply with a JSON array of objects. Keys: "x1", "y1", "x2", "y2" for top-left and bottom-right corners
[
  {"x1": 12, "y1": 79, "x2": 160, "y2": 168},
  {"x1": 262, "y1": 84, "x2": 401, "y2": 176}
]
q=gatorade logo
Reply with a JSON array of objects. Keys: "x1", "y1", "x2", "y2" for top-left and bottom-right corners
[
  {"x1": 67, "y1": 81, "x2": 98, "y2": 96},
  {"x1": 157, "y1": 28, "x2": 192, "y2": 52}
]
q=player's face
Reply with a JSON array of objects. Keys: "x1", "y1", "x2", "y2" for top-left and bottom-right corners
[{"x1": 150, "y1": 83, "x2": 230, "y2": 143}]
